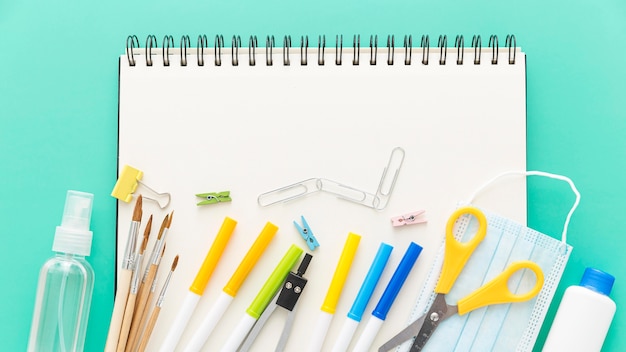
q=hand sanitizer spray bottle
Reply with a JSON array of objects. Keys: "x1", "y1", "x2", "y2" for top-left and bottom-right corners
[
  {"x1": 542, "y1": 267, "x2": 616, "y2": 352},
  {"x1": 28, "y1": 190, "x2": 95, "y2": 352}
]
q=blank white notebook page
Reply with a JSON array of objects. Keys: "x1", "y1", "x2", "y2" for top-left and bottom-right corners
[{"x1": 118, "y1": 41, "x2": 526, "y2": 352}]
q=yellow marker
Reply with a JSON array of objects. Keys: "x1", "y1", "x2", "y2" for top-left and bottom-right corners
[
  {"x1": 308, "y1": 232, "x2": 361, "y2": 352},
  {"x1": 189, "y1": 217, "x2": 238, "y2": 295},
  {"x1": 159, "y1": 217, "x2": 237, "y2": 352},
  {"x1": 224, "y1": 222, "x2": 278, "y2": 296},
  {"x1": 322, "y1": 232, "x2": 362, "y2": 313},
  {"x1": 183, "y1": 222, "x2": 279, "y2": 352}
]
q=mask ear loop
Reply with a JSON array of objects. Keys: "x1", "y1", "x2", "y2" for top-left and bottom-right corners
[{"x1": 465, "y1": 171, "x2": 581, "y2": 246}]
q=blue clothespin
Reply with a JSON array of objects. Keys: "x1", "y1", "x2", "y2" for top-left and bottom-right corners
[{"x1": 293, "y1": 216, "x2": 320, "y2": 251}]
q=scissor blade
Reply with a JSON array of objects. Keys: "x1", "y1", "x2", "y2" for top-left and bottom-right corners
[
  {"x1": 378, "y1": 314, "x2": 426, "y2": 352},
  {"x1": 410, "y1": 295, "x2": 457, "y2": 352}
]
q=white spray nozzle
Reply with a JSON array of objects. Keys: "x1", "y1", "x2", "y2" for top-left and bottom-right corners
[
  {"x1": 61, "y1": 191, "x2": 94, "y2": 231},
  {"x1": 53, "y1": 190, "x2": 94, "y2": 256}
]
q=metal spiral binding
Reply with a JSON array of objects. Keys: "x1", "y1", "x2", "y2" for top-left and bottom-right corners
[
  {"x1": 197, "y1": 35, "x2": 207, "y2": 66},
  {"x1": 318, "y1": 35, "x2": 325, "y2": 66},
  {"x1": 249, "y1": 36, "x2": 257, "y2": 66},
  {"x1": 180, "y1": 35, "x2": 190, "y2": 66},
  {"x1": 300, "y1": 36, "x2": 308, "y2": 66},
  {"x1": 472, "y1": 35, "x2": 482, "y2": 65},
  {"x1": 455, "y1": 35, "x2": 464, "y2": 65},
  {"x1": 145, "y1": 35, "x2": 157, "y2": 66},
  {"x1": 126, "y1": 35, "x2": 139, "y2": 66},
  {"x1": 506, "y1": 35, "x2": 516, "y2": 64},
  {"x1": 489, "y1": 35, "x2": 498, "y2": 64},
  {"x1": 438, "y1": 35, "x2": 447, "y2": 65},
  {"x1": 353, "y1": 35, "x2": 360, "y2": 65},
  {"x1": 370, "y1": 35, "x2": 377, "y2": 65},
  {"x1": 232, "y1": 36, "x2": 241, "y2": 66},
  {"x1": 163, "y1": 35, "x2": 174, "y2": 66},
  {"x1": 421, "y1": 35, "x2": 430, "y2": 65},
  {"x1": 404, "y1": 35, "x2": 412, "y2": 65},
  {"x1": 125, "y1": 33, "x2": 517, "y2": 67},
  {"x1": 283, "y1": 36, "x2": 291, "y2": 66},
  {"x1": 387, "y1": 35, "x2": 394, "y2": 65},
  {"x1": 214, "y1": 35, "x2": 224, "y2": 66},
  {"x1": 266, "y1": 36, "x2": 275, "y2": 66},
  {"x1": 336, "y1": 35, "x2": 343, "y2": 65}
]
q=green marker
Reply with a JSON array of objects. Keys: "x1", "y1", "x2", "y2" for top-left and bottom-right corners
[{"x1": 220, "y1": 244, "x2": 303, "y2": 351}]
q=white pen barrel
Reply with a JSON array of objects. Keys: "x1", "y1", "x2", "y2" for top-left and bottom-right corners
[
  {"x1": 184, "y1": 292, "x2": 234, "y2": 352},
  {"x1": 352, "y1": 316, "x2": 384, "y2": 352},
  {"x1": 307, "y1": 311, "x2": 333, "y2": 352},
  {"x1": 331, "y1": 317, "x2": 359, "y2": 352},
  {"x1": 159, "y1": 291, "x2": 201, "y2": 352},
  {"x1": 220, "y1": 314, "x2": 256, "y2": 352}
]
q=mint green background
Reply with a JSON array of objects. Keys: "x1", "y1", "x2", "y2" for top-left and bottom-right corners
[{"x1": 1, "y1": 1, "x2": 624, "y2": 351}]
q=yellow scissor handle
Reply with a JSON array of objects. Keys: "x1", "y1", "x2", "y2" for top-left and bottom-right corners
[
  {"x1": 435, "y1": 206, "x2": 488, "y2": 294},
  {"x1": 457, "y1": 260, "x2": 545, "y2": 315}
]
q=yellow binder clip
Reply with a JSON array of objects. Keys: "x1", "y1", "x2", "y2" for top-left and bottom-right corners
[{"x1": 111, "y1": 165, "x2": 171, "y2": 208}]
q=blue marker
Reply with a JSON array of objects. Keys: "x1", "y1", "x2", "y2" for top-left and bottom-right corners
[
  {"x1": 352, "y1": 242, "x2": 423, "y2": 352},
  {"x1": 331, "y1": 243, "x2": 393, "y2": 352}
]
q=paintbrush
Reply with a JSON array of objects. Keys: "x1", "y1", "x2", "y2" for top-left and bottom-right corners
[
  {"x1": 137, "y1": 255, "x2": 179, "y2": 352},
  {"x1": 136, "y1": 213, "x2": 170, "y2": 305},
  {"x1": 126, "y1": 212, "x2": 173, "y2": 351},
  {"x1": 128, "y1": 243, "x2": 167, "y2": 352},
  {"x1": 117, "y1": 218, "x2": 151, "y2": 352},
  {"x1": 104, "y1": 196, "x2": 143, "y2": 352}
]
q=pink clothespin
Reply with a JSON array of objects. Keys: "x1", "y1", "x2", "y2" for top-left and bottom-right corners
[{"x1": 391, "y1": 210, "x2": 427, "y2": 227}]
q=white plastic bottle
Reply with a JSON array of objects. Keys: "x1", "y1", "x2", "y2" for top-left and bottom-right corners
[
  {"x1": 542, "y1": 267, "x2": 616, "y2": 352},
  {"x1": 28, "y1": 190, "x2": 95, "y2": 352}
]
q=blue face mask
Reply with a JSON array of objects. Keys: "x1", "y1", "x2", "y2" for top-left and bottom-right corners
[{"x1": 400, "y1": 171, "x2": 579, "y2": 352}]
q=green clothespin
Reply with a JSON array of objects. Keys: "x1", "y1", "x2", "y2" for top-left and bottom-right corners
[{"x1": 196, "y1": 191, "x2": 232, "y2": 206}]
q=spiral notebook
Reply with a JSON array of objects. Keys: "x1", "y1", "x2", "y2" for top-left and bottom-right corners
[{"x1": 117, "y1": 34, "x2": 527, "y2": 351}]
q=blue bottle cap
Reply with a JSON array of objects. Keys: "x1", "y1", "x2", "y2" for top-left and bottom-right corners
[{"x1": 580, "y1": 267, "x2": 615, "y2": 296}]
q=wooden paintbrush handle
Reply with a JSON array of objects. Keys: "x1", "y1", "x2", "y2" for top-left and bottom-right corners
[
  {"x1": 137, "y1": 306, "x2": 161, "y2": 352},
  {"x1": 104, "y1": 269, "x2": 132, "y2": 352},
  {"x1": 133, "y1": 289, "x2": 156, "y2": 349},
  {"x1": 117, "y1": 293, "x2": 137, "y2": 352},
  {"x1": 126, "y1": 265, "x2": 157, "y2": 351}
]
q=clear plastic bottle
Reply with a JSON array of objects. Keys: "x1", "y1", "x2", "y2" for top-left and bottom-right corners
[
  {"x1": 28, "y1": 190, "x2": 95, "y2": 352},
  {"x1": 542, "y1": 267, "x2": 616, "y2": 352}
]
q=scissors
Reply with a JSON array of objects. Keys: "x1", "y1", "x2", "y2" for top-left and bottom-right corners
[{"x1": 379, "y1": 206, "x2": 545, "y2": 352}]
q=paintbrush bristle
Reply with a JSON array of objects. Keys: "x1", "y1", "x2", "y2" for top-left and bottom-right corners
[
  {"x1": 157, "y1": 214, "x2": 169, "y2": 240},
  {"x1": 166, "y1": 211, "x2": 174, "y2": 228},
  {"x1": 140, "y1": 233, "x2": 149, "y2": 253},
  {"x1": 143, "y1": 214, "x2": 153, "y2": 239},
  {"x1": 132, "y1": 195, "x2": 143, "y2": 222},
  {"x1": 171, "y1": 255, "x2": 179, "y2": 271}
]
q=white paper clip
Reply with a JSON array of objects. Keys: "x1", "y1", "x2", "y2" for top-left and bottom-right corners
[{"x1": 391, "y1": 210, "x2": 427, "y2": 227}]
